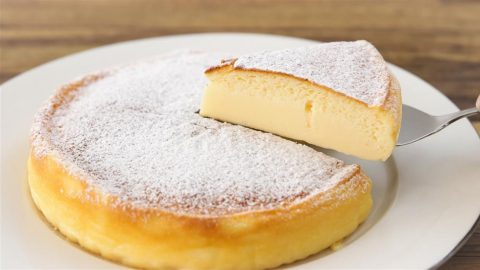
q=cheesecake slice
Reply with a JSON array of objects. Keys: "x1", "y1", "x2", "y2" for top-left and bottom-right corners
[{"x1": 200, "y1": 41, "x2": 401, "y2": 160}]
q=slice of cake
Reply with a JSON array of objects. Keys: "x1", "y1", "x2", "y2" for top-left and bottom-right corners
[{"x1": 200, "y1": 41, "x2": 402, "y2": 160}]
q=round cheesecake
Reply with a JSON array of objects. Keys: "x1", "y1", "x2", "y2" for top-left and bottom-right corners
[{"x1": 28, "y1": 51, "x2": 372, "y2": 270}]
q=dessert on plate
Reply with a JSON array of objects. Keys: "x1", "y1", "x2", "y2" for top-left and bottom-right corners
[
  {"x1": 28, "y1": 47, "x2": 378, "y2": 270},
  {"x1": 201, "y1": 40, "x2": 402, "y2": 161}
]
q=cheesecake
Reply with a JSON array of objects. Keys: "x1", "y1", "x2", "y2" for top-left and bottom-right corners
[
  {"x1": 200, "y1": 41, "x2": 402, "y2": 160},
  {"x1": 28, "y1": 51, "x2": 372, "y2": 270}
]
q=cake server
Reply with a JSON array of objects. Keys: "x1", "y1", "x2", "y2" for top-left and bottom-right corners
[{"x1": 397, "y1": 94, "x2": 479, "y2": 146}]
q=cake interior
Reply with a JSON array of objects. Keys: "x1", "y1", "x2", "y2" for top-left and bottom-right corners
[{"x1": 201, "y1": 65, "x2": 399, "y2": 161}]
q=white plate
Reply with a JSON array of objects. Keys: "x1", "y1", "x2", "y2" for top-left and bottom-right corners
[{"x1": 1, "y1": 33, "x2": 479, "y2": 269}]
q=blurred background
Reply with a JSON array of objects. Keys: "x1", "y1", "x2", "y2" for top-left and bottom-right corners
[{"x1": 1, "y1": 0, "x2": 478, "y2": 269}]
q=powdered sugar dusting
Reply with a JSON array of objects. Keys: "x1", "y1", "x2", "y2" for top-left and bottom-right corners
[
  {"x1": 234, "y1": 40, "x2": 390, "y2": 106},
  {"x1": 31, "y1": 51, "x2": 360, "y2": 216}
]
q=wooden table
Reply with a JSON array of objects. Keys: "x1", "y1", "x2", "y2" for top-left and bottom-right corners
[{"x1": 1, "y1": 0, "x2": 479, "y2": 269}]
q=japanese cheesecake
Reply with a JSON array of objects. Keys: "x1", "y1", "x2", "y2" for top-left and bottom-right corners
[
  {"x1": 29, "y1": 52, "x2": 372, "y2": 270},
  {"x1": 201, "y1": 41, "x2": 402, "y2": 160}
]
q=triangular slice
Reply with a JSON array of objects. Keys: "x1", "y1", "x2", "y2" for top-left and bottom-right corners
[{"x1": 200, "y1": 40, "x2": 401, "y2": 160}]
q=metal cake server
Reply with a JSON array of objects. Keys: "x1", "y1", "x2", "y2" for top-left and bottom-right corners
[{"x1": 397, "y1": 94, "x2": 480, "y2": 146}]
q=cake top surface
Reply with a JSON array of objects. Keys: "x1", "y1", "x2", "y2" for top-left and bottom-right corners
[
  {"x1": 32, "y1": 51, "x2": 360, "y2": 217},
  {"x1": 233, "y1": 40, "x2": 390, "y2": 107}
]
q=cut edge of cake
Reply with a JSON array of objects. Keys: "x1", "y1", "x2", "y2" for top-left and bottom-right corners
[{"x1": 200, "y1": 41, "x2": 402, "y2": 161}]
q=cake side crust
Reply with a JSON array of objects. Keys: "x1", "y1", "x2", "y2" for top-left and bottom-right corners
[{"x1": 28, "y1": 151, "x2": 372, "y2": 270}]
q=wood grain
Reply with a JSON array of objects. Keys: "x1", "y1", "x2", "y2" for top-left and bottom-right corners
[{"x1": 1, "y1": 0, "x2": 479, "y2": 269}]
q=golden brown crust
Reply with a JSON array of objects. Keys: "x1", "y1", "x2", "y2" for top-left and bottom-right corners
[
  {"x1": 28, "y1": 151, "x2": 371, "y2": 269},
  {"x1": 205, "y1": 58, "x2": 237, "y2": 73},
  {"x1": 382, "y1": 73, "x2": 402, "y2": 131}
]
